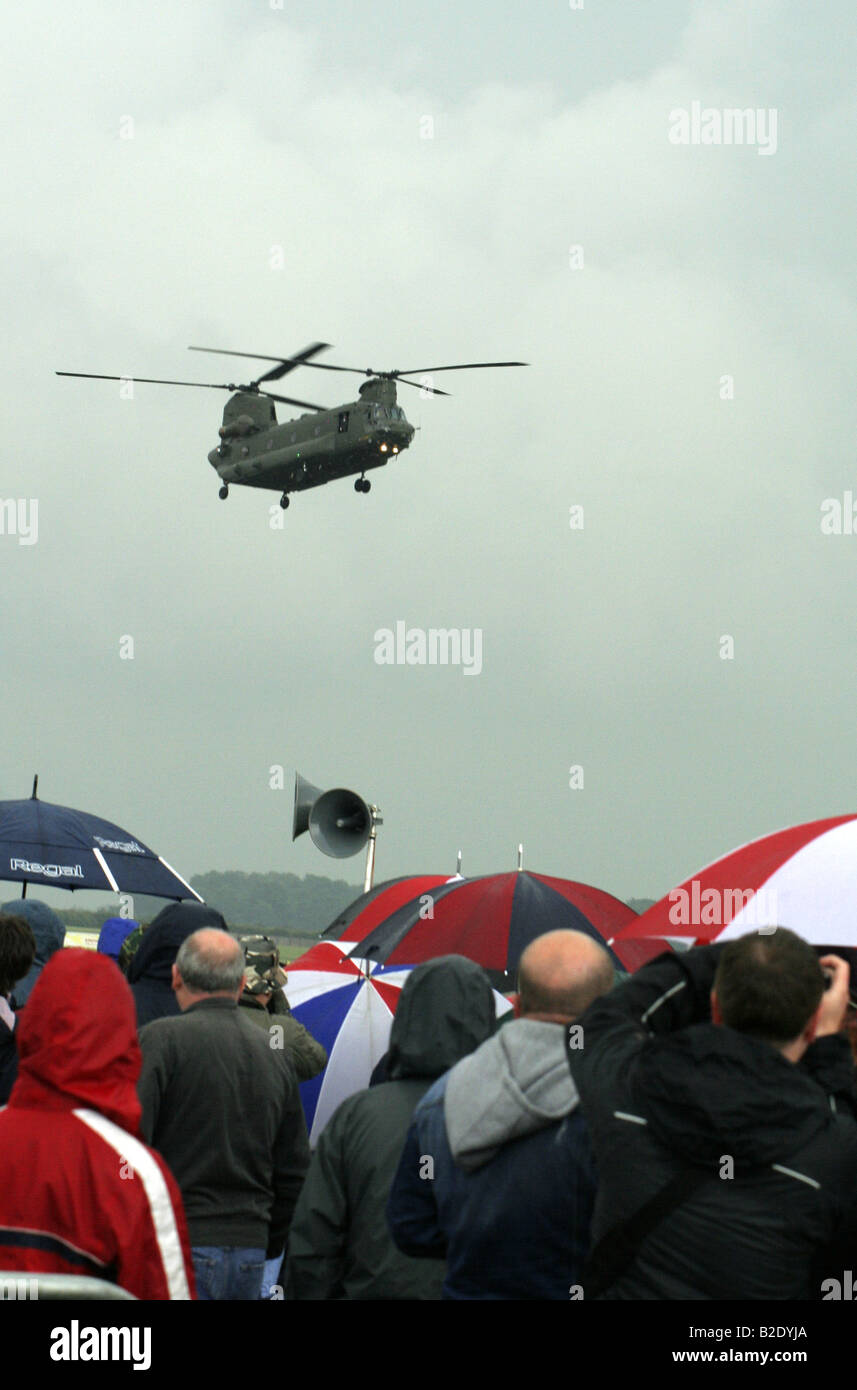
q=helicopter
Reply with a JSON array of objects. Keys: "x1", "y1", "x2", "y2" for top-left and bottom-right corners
[{"x1": 57, "y1": 344, "x2": 527, "y2": 508}]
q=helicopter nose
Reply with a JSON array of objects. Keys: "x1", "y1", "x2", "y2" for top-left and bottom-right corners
[{"x1": 379, "y1": 424, "x2": 413, "y2": 453}]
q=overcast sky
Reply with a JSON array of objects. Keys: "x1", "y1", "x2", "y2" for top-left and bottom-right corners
[{"x1": 3, "y1": 0, "x2": 856, "y2": 911}]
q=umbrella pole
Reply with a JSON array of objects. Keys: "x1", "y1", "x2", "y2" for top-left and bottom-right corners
[
  {"x1": 23, "y1": 773, "x2": 37, "y2": 894},
  {"x1": 363, "y1": 805, "x2": 382, "y2": 894}
]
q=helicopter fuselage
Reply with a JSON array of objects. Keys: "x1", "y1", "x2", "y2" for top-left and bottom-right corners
[
  {"x1": 58, "y1": 342, "x2": 526, "y2": 509},
  {"x1": 209, "y1": 378, "x2": 414, "y2": 496}
]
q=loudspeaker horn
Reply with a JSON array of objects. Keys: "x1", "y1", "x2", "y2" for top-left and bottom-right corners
[
  {"x1": 293, "y1": 773, "x2": 375, "y2": 859},
  {"x1": 308, "y1": 787, "x2": 372, "y2": 859},
  {"x1": 292, "y1": 772, "x2": 323, "y2": 841}
]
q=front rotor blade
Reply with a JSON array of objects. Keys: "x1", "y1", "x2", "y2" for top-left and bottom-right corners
[
  {"x1": 393, "y1": 376, "x2": 451, "y2": 396},
  {"x1": 391, "y1": 361, "x2": 529, "y2": 374}
]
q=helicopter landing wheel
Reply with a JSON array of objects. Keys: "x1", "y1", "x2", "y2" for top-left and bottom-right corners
[
  {"x1": 218, "y1": 485, "x2": 229, "y2": 500},
  {"x1": 362, "y1": 478, "x2": 371, "y2": 493},
  {"x1": 354, "y1": 477, "x2": 364, "y2": 493},
  {"x1": 280, "y1": 492, "x2": 290, "y2": 509}
]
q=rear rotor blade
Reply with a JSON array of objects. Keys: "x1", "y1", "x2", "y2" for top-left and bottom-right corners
[
  {"x1": 190, "y1": 353, "x2": 391, "y2": 380},
  {"x1": 56, "y1": 371, "x2": 238, "y2": 391},
  {"x1": 57, "y1": 371, "x2": 327, "y2": 411},
  {"x1": 260, "y1": 389, "x2": 326, "y2": 411},
  {"x1": 189, "y1": 343, "x2": 330, "y2": 384}
]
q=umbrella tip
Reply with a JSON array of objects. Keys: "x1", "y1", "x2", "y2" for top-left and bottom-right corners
[
  {"x1": 31, "y1": 773, "x2": 38, "y2": 799},
  {"x1": 516, "y1": 844, "x2": 523, "y2": 872},
  {"x1": 456, "y1": 849, "x2": 462, "y2": 874}
]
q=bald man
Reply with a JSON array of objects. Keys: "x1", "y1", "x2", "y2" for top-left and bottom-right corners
[
  {"x1": 387, "y1": 930, "x2": 615, "y2": 1299},
  {"x1": 138, "y1": 928, "x2": 310, "y2": 1300}
]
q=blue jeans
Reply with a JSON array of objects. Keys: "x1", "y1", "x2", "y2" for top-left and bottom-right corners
[
  {"x1": 261, "y1": 1250, "x2": 284, "y2": 1300},
  {"x1": 192, "y1": 1246, "x2": 266, "y2": 1301}
]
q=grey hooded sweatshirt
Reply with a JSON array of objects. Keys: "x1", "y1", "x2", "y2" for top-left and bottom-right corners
[
  {"x1": 386, "y1": 1016, "x2": 598, "y2": 1299},
  {"x1": 444, "y1": 1018, "x2": 581, "y2": 1167}
]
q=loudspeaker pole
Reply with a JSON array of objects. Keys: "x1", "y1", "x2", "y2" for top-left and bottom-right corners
[{"x1": 363, "y1": 804, "x2": 383, "y2": 893}]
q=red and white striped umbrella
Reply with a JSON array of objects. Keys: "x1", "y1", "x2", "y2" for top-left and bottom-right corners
[
  {"x1": 319, "y1": 875, "x2": 460, "y2": 943},
  {"x1": 617, "y1": 814, "x2": 857, "y2": 947},
  {"x1": 285, "y1": 939, "x2": 512, "y2": 1145}
]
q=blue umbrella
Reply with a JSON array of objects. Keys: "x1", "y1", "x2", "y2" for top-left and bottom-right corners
[{"x1": 0, "y1": 779, "x2": 201, "y2": 901}]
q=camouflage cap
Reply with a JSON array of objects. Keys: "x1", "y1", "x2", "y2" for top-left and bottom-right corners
[
  {"x1": 239, "y1": 934, "x2": 287, "y2": 995},
  {"x1": 117, "y1": 923, "x2": 145, "y2": 976}
]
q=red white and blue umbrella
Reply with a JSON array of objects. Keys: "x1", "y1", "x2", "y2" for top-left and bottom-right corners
[
  {"x1": 285, "y1": 939, "x2": 512, "y2": 1145},
  {"x1": 616, "y1": 814, "x2": 857, "y2": 948},
  {"x1": 332, "y1": 871, "x2": 658, "y2": 986},
  {"x1": 320, "y1": 875, "x2": 459, "y2": 943}
]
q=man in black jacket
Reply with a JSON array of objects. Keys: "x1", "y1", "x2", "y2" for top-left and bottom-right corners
[
  {"x1": 129, "y1": 901, "x2": 229, "y2": 1029},
  {"x1": 569, "y1": 927, "x2": 857, "y2": 1300},
  {"x1": 138, "y1": 928, "x2": 310, "y2": 1300}
]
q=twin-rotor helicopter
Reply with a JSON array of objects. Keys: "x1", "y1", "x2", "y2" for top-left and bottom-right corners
[{"x1": 57, "y1": 343, "x2": 527, "y2": 509}]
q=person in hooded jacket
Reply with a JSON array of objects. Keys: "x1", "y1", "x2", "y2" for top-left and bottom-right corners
[
  {"x1": 285, "y1": 954, "x2": 498, "y2": 1300},
  {"x1": 0, "y1": 898, "x2": 65, "y2": 1006},
  {"x1": 0, "y1": 948, "x2": 195, "y2": 1299},
  {"x1": 386, "y1": 929, "x2": 615, "y2": 1299},
  {"x1": 97, "y1": 915, "x2": 138, "y2": 964},
  {"x1": 566, "y1": 927, "x2": 857, "y2": 1300},
  {"x1": 0, "y1": 913, "x2": 36, "y2": 1105},
  {"x1": 128, "y1": 900, "x2": 228, "y2": 1028}
]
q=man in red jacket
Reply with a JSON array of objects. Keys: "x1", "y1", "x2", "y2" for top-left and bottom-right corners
[{"x1": 0, "y1": 948, "x2": 195, "y2": 1300}]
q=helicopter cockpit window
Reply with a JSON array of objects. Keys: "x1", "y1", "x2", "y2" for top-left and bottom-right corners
[{"x1": 338, "y1": 411, "x2": 349, "y2": 433}]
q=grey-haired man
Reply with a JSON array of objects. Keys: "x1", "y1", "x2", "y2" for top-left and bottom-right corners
[{"x1": 138, "y1": 927, "x2": 310, "y2": 1300}]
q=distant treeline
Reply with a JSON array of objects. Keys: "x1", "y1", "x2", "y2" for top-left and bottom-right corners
[
  {"x1": 47, "y1": 879, "x2": 655, "y2": 944},
  {"x1": 626, "y1": 899, "x2": 656, "y2": 915},
  {"x1": 55, "y1": 870, "x2": 362, "y2": 938},
  {"x1": 191, "y1": 870, "x2": 361, "y2": 935}
]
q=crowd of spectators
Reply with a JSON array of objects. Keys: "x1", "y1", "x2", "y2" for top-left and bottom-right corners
[{"x1": 0, "y1": 901, "x2": 854, "y2": 1302}]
